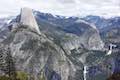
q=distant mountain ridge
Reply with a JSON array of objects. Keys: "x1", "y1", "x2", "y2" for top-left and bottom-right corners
[
  {"x1": 82, "y1": 15, "x2": 120, "y2": 30},
  {"x1": 1, "y1": 10, "x2": 120, "y2": 31}
]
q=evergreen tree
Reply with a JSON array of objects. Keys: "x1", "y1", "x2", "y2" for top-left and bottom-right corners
[
  {"x1": 0, "y1": 45, "x2": 16, "y2": 80},
  {"x1": 5, "y1": 47, "x2": 16, "y2": 80}
]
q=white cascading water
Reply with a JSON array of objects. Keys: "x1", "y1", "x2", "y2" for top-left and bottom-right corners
[
  {"x1": 83, "y1": 65, "x2": 88, "y2": 80},
  {"x1": 106, "y1": 44, "x2": 116, "y2": 55}
]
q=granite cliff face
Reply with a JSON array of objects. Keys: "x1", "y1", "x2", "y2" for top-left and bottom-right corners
[
  {"x1": 35, "y1": 16, "x2": 104, "y2": 54},
  {"x1": 2, "y1": 25, "x2": 71, "y2": 80},
  {"x1": 20, "y1": 8, "x2": 41, "y2": 34}
]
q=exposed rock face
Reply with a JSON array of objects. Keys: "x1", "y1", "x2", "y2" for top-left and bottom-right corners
[
  {"x1": 60, "y1": 32, "x2": 104, "y2": 56},
  {"x1": 34, "y1": 11, "x2": 104, "y2": 51},
  {"x1": 37, "y1": 19, "x2": 104, "y2": 51},
  {"x1": 85, "y1": 29, "x2": 104, "y2": 50},
  {"x1": 20, "y1": 7, "x2": 41, "y2": 34},
  {"x1": 1, "y1": 25, "x2": 72, "y2": 80}
]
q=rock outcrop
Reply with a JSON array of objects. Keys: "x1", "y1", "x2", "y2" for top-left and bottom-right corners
[
  {"x1": 20, "y1": 7, "x2": 41, "y2": 34},
  {"x1": 1, "y1": 25, "x2": 71, "y2": 80}
]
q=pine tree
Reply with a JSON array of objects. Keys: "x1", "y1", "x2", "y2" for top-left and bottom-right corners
[
  {"x1": 5, "y1": 47, "x2": 16, "y2": 80},
  {"x1": 0, "y1": 45, "x2": 16, "y2": 80}
]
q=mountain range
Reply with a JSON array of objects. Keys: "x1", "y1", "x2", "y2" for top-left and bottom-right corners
[{"x1": 0, "y1": 8, "x2": 119, "y2": 80}]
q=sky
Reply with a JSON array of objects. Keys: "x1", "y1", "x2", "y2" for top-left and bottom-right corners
[{"x1": 0, "y1": 0, "x2": 120, "y2": 18}]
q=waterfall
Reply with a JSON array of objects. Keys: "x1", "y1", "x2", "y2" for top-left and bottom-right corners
[
  {"x1": 106, "y1": 44, "x2": 116, "y2": 55},
  {"x1": 83, "y1": 65, "x2": 88, "y2": 80}
]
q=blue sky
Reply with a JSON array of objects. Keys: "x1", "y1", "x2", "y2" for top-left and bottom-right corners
[{"x1": 0, "y1": 0, "x2": 120, "y2": 18}]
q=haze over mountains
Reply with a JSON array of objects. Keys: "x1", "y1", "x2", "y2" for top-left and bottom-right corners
[
  {"x1": 0, "y1": 0, "x2": 120, "y2": 18},
  {"x1": 0, "y1": 8, "x2": 119, "y2": 80}
]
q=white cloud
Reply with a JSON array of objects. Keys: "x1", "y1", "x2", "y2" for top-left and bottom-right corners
[{"x1": 0, "y1": 0, "x2": 120, "y2": 18}]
